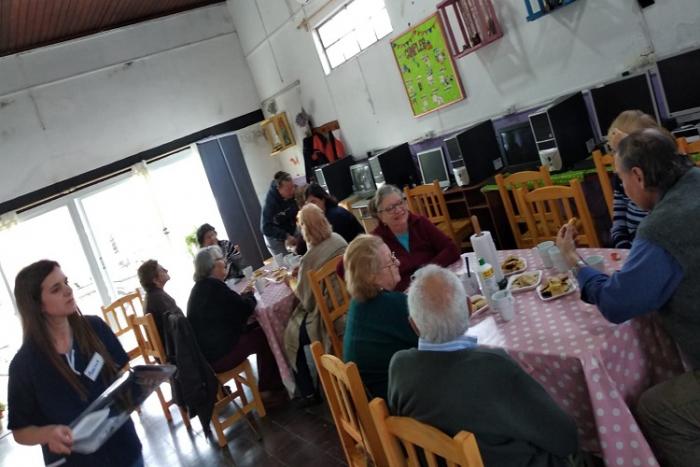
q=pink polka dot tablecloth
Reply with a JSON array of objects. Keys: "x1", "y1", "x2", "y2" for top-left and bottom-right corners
[
  {"x1": 454, "y1": 248, "x2": 685, "y2": 467},
  {"x1": 230, "y1": 277, "x2": 297, "y2": 395}
]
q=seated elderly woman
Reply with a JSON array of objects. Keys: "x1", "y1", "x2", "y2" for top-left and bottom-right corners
[
  {"x1": 187, "y1": 246, "x2": 283, "y2": 394},
  {"x1": 283, "y1": 204, "x2": 347, "y2": 403},
  {"x1": 342, "y1": 234, "x2": 418, "y2": 399},
  {"x1": 137, "y1": 259, "x2": 183, "y2": 340},
  {"x1": 304, "y1": 183, "x2": 365, "y2": 243},
  {"x1": 368, "y1": 184, "x2": 460, "y2": 291}
]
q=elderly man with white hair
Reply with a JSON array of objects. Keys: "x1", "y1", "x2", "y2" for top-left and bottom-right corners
[{"x1": 387, "y1": 264, "x2": 578, "y2": 467}]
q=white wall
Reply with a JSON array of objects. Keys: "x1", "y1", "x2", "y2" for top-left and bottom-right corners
[
  {"x1": 0, "y1": 4, "x2": 262, "y2": 205},
  {"x1": 228, "y1": 0, "x2": 700, "y2": 174}
]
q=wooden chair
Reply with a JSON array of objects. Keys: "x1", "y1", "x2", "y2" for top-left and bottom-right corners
[
  {"x1": 494, "y1": 166, "x2": 553, "y2": 248},
  {"x1": 101, "y1": 290, "x2": 144, "y2": 363},
  {"x1": 592, "y1": 150, "x2": 615, "y2": 218},
  {"x1": 309, "y1": 255, "x2": 350, "y2": 358},
  {"x1": 369, "y1": 398, "x2": 484, "y2": 467},
  {"x1": 211, "y1": 359, "x2": 266, "y2": 447},
  {"x1": 677, "y1": 137, "x2": 700, "y2": 160},
  {"x1": 128, "y1": 313, "x2": 191, "y2": 429},
  {"x1": 311, "y1": 342, "x2": 388, "y2": 467},
  {"x1": 515, "y1": 178, "x2": 600, "y2": 247},
  {"x1": 404, "y1": 181, "x2": 472, "y2": 249}
]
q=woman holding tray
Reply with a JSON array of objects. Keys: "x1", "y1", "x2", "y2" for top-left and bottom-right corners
[{"x1": 7, "y1": 260, "x2": 143, "y2": 467}]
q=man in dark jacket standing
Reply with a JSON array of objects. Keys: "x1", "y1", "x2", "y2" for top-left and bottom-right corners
[{"x1": 261, "y1": 171, "x2": 299, "y2": 256}]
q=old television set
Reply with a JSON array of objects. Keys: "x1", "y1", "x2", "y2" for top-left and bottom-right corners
[
  {"x1": 314, "y1": 156, "x2": 355, "y2": 201},
  {"x1": 657, "y1": 47, "x2": 700, "y2": 124},
  {"x1": 349, "y1": 161, "x2": 376, "y2": 197},
  {"x1": 498, "y1": 122, "x2": 539, "y2": 168},
  {"x1": 416, "y1": 147, "x2": 450, "y2": 188},
  {"x1": 589, "y1": 72, "x2": 659, "y2": 140},
  {"x1": 454, "y1": 120, "x2": 505, "y2": 185},
  {"x1": 372, "y1": 143, "x2": 419, "y2": 189}
]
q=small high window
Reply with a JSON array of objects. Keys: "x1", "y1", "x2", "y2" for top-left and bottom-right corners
[{"x1": 314, "y1": 0, "x2": 392, "y2": 74}]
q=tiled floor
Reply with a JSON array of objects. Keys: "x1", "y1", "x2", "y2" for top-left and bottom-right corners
[{"x1": 0, "y1": 393, "x2": 347, "y2": 467}]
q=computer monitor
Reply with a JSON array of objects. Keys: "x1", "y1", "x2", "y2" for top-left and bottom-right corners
[
  {"x1": 416, "y1": 147, "x2": 450, "y2": 188},
  {"x1": 368, "y1": 155, "x2": 385, "y2": 186},
  {"x1": 657, "y1": 47, "x2": 700, "y2": 122},
  {"x1": 317, "y1": 156, "x2": 355, "y2": 201},
  {"x1": 349, "y1": 161, "x2": 376, "y2": 196},
  {"x1": 498, "y1": 122, "x2": 539, "y2": 167},
  {"x1": 374, "y1": 143, "x2": 419, "y2": 188},
  {"x1": 313, "y1": 165, "x2": 327, "y2": 188},
  {"x1": 590, "y1": 72, "x2": 658, "y2": 140},
  {"x1": 455, "y1": 120, "x2": 504, "y2": 185}
]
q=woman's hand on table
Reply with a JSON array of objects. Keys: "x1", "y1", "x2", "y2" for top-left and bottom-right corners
[
  {"x1": 556, "y1": 223, "x2": 580, "y2": 268},
  {"x1": 242, "y1": 282, "x2": 255, "y2": 295}
]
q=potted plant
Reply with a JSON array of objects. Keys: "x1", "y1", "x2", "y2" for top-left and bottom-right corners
[
  {"x1": 184, "y1": 229, "x2": 199, "y2": 258},
  {"x1": 0, "y1": 401, "x2": 5, "y2": 419}
]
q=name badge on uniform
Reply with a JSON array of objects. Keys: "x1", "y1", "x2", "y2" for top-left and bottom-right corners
[{"x1": 84, "y1": 352, "x2": 105, "y2": 381}]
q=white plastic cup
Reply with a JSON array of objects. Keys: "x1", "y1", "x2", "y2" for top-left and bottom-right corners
[
  {"x1": 242, "y1": 266, "x2": 253, "y2": 280},
  {"x1": 537, "y1": 241, "x2": 555, "y2": 268},
  {"x1": 273, "y1": 253, "x2": 284, "y2": 269},
  {"x1": 254, "y1": 278, "x2": 266, "y2": 294},
  {"x1": 491, "y1": 290, "x2": 515, "y2": 321},
  {"x1": 585, "y1": 255, "x2": 605, "y2": 273},
  {"x1": 548, "y1": 246, "x2": 569, "y2": 273}
]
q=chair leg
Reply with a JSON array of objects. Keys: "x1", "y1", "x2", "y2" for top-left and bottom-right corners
[
  {"x1": 241, "y1": 360, "x2": 266, "y2": 418},
  {"x1": 155, "y1": 387, "x2": 173, "y2": 422},
  {"x1": 178, "y1": 405, "x2": 192, "y2": 430}
]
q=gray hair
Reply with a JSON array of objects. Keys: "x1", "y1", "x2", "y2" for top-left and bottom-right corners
[
  {"x1": 407, "y1": 264, "x2": 469, "y2": 343},
  {"x1": 617, "y1": 128, "x2": 693, "y2": 195},
  {"x1": 369, "y1": 184, "x2": 403, "y2": 218},
  {"x1": 193, "y1": 245, "x2": 223, "y2": 281}
]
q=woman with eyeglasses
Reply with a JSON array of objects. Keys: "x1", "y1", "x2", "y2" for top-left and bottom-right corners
[
  {"x1": 187, "y1": 246, "x2": 284, "y2": 398},
  {"x1": 342, "y1": 234, "x2": 418, "y2": 399},
  {"x1": 369, "y1": 184, "x2": 460, "y2": 291}
]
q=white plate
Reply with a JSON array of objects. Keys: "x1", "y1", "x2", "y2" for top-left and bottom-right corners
[
  {"x1": 469, "y1": 294, "x2": 489, "y2": 315},
  {"x1": 536, "y1": 276, "x2": 578, "y2": 301},
  {"x1": 507, "y1": 270, "x2": 542, "y2": 293},
  {"x1": 501, "y1": 256, "x2": 528, "y2": 277}
]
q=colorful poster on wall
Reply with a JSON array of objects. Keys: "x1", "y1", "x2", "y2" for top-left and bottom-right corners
[{"x1": 391, "y1": 14, "x2": 465, "y2": 117}]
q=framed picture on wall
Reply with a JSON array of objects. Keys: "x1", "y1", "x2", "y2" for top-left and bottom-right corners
[{"x1": 390, "y1": 14, "x2": 466, "y2": 117}]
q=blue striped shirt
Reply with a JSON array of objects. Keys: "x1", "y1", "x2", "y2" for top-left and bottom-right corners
[{"x1": 611, "y1": 177, "x2": 648, "y2": 249}]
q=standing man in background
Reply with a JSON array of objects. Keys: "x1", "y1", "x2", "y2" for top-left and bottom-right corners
[{"x1": 261, "y1": 171, "x2": 299, "y2": 256}]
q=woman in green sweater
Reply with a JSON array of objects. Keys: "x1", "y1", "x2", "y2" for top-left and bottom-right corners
[{"x1": 342, "y1": 234, "x2": 418, "y2": 399}]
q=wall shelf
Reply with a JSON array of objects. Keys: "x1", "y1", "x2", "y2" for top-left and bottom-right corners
[
  {"x1": 437, "y1": 0, "x2": 503, "y2": 59},
  {"x1": 260, "y1": 111, "x2": 295, "y2": 155},
  {"x1": 524, "y1": 0, "x2": 579, "y2": 22}
]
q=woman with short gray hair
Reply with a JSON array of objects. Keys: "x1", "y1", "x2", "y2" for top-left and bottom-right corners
[
  {"x1": 366, "y1": 184, "x2": 460, "y2": 291},
  {"x1": 187, "y1": 247, "x2": 284, "y2": 397}
]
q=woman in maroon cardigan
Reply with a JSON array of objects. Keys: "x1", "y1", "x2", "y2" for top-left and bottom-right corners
[{"x1": 368, "y1": 184, "x2": 460, "y2": 291}]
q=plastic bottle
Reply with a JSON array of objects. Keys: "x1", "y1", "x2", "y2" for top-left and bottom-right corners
[{"x1": 477, "y1": 257, "x2": 499, "y2": 306}]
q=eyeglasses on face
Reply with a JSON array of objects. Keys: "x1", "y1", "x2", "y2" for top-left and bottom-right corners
[
  {"x1": 378, "y1": 200, "x2": 406, "y2": 214},
  {"x1": 382, "y1": 251, "x2": 400, "y2": 269}
]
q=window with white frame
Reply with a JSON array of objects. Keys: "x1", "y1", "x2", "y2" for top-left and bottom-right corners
[{"x1": 314, "y1": 0, "x2": 392, "y2": 74}]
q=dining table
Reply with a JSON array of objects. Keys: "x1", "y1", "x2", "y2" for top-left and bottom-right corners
[
  {"x1": 450, "y1": 247, "x2": 685, "y2": 467},
  {"x1": 228, "y1": 268, "x2": 298, "y2": 396}
]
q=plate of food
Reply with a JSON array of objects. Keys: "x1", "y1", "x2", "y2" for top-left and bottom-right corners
[
  {"x1": 507, "y1": 270, "x2": 542, "y2": 293},
  {"x1": 252, "y1": 268, "x2": 266, "y2": 279},
  {"x1": 266, "y1": 268, "x2": 289, "y2": 283},
  {"x1": 536, "y1": 274, "x2": 577, "y2": 301},
  {"x1": 469, "y1": 294, "x2": 489, "y2": 315},
  {"x1": 501, "y1": 255, "x2": 527, "y2": 277}
]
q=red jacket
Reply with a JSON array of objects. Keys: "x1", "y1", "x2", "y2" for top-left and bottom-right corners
[{"x1": 373, "y1": 212, "x2": 460, "y2": 291}]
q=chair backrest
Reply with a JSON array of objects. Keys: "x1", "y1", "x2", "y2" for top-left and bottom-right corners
[
  {"x1": 677, "y1": 137, "x2": 700, "y2": 157},
  {"x1": 368, "y1": 398, "x2": 484, "y2": 467},
  {"x1": 129, "y1": 313, "x2": 166, "y2": 365},
  {"x1": 404, "y1": 181, "x2": 456, "y2": 243},
  {"x1": 101, "y1": 289, "x2": 143, "y2": 361},
  {"x1": 515, "y1": 178, "x2": 600, "y2": 247},
  {"x1": 311, "y1": 341, "x2": 388, "y2": 467},
  {"x1": 495, "y1": 166, "x2": 553, "y2": 248},
  {"x1": 308, "y1": 255, "x2": 350, "y2": 358},
  {"x1": 592, "y1": 150, "x2": 615, "y2": 218}
]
